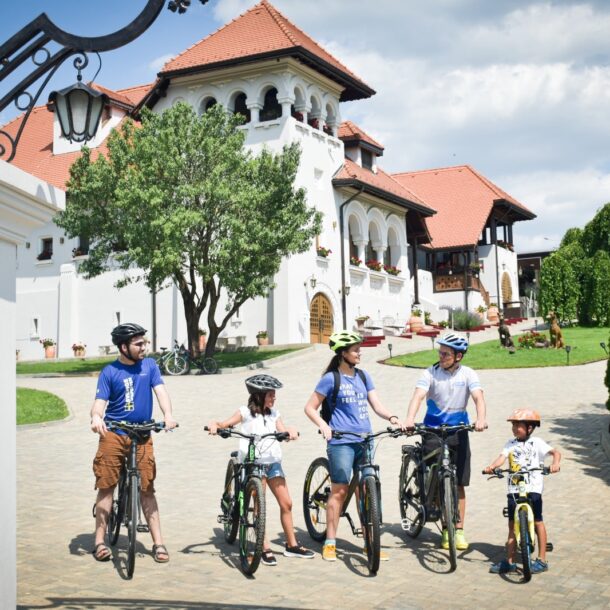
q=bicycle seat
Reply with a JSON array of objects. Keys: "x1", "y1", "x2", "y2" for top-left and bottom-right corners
[
  {"x1": 230, "y1": 451, "x2": 238, "y2": 458},
  {"x1": 160, "y1": 347, "x2": 167, "y2": 352}
]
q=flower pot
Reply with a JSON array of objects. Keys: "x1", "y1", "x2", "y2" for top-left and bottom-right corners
[
  {"x1": 73, "y1": 348, "x2": 86, "y2": 358},
  {"x1": 44, "y1": 345, "x2": 56, "y2": 359},
  {"x1": 409, "y1": 316, "x2": 424, "y2": 333},
  {"x1": 257, "y1": 337, "x2": 269, "y2": 346},
  {"x1": 198, "y1": 335, "x2": 207, "y2": 351},
  {"x1": 486, "y1": 306, "x2": 499, "y2": 323},
  {"x1": 355, "y1": 318, "x2": 367, "y2": 330}
]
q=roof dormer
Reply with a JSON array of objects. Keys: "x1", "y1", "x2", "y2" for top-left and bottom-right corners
[{"x1": 339, "y1": 120, "x2": 384, "y2": 174}]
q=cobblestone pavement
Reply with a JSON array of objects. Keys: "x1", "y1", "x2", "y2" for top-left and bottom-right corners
[{"x1": 16, "y1": 327, "x2": 610, "y2": 610}]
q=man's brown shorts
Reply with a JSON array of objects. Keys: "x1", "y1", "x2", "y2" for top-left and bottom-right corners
[{"x1": 93, "y1": 431, "x2": 156, "y2": 492}]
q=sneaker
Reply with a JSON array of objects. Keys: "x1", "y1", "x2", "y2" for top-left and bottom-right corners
[
  {"x1": 322, "y1": 544, "x2": 337, "y2": 562},
  {"x1": 284, "y1": 544, "x2": 315, "y2": 558},
  {"x1": 441, "y1": 529, "x2": 449, "y2": 549},
  {"x1": 363, "y1": 547, "x2": 389, "y2": 561},
  {"x1": 530, "y1": 558, "x2": 548, "y2": 574},
  {"x1": 490, "y1": 559, "x2": 518, "y2": 574},
  {"x1": 455, "y1": 529, "x2": 469, "y2": 550},
  {"x1": 261, "y1": 550, "x2": 277, "y2": 566}
]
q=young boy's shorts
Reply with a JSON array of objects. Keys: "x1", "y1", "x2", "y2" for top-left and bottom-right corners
[{"x1": 507, "y1": 492, "x2": 543, "y2": 521}]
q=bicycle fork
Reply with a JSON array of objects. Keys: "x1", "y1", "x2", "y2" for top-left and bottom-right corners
[{"x1": 513, "y1": 503, "x2": 535, "y2": 552}]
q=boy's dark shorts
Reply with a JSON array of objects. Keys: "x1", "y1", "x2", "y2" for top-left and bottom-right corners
[
  {"x1": 507, "y1": 492, "x2": 543, "y2": 522},
  {"x1": 422, "y1": 429, "x2": 471, "y2": 486},
  {"x1": 93, "y1": 431, "x2": 156, "y2": 492}
]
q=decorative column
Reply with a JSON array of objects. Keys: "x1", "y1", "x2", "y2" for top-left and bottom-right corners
[
  {"x1": 246, "y1": 102, "x2": 262, "y2": 124},
  {"x1": 355, "y1": 240, "x2": 367, "y2": 263}
]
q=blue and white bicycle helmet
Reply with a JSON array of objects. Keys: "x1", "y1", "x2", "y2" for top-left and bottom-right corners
[{"x1": 437, "y1": 333, "x2": 469, "y2": 353}]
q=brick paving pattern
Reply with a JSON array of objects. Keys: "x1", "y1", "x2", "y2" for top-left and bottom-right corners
[{"x1": 16, "y1": 326, "x2": 610, "y2": 609}]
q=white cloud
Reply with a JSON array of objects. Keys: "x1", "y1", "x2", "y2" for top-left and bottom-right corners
[{"x1": 148, "y1": 54, "x2": 175, "y2": 73}]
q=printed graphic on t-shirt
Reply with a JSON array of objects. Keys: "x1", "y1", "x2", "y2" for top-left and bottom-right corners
[{"x1": 124, "y1": 377, "x2": 135, "y2": 411}]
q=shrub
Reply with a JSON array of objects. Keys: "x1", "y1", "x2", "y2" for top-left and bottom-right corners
[
  {"x1": 452, "y1": 308, "x2": 483, "y2": 330},
  {"x1": 517, "y1": 330, "x2": 546, "y2": 349}
]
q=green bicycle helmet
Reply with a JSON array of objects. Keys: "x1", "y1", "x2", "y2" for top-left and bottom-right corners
[{"x1": 329, "y1": 330, "x2": 363, "y2": 352}]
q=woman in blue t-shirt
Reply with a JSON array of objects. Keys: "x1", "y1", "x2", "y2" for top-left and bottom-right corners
[{"x1": 304, "y1": 330, "x2": 400, "y2": 562}]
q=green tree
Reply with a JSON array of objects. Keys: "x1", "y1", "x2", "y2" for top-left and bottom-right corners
[
  {"x1": 56, "y1": 102, "x2": 322, "y2": 355},
  {"x1": 582, "y1": 202, "x2": 610, "y2": 256},
  {"x1": 539, "y1": 251, "x2": 580, "y2": 323},
  {"x1": 581, "y1": 250, "x2": 610, "y2": 326}
]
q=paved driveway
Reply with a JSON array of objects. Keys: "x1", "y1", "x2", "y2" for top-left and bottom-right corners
[{"x1": 16, "y1": 337, "x2": 610, "y2": 610}]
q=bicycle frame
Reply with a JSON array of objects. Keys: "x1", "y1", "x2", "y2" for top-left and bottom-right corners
[{"x1": 510, "y1": 473, "x2": 536, "y2": 552}]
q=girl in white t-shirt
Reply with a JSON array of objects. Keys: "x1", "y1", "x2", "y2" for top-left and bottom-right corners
[{"x1": 207, "y1": 374, "x2": 314, "y2": 565}]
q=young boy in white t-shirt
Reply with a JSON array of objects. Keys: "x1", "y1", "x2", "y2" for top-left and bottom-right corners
[{"x1": 484, "y1": 409, "x2": 561, "y2": 575}]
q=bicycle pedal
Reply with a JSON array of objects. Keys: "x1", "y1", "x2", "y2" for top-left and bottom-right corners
[
  {"x1": 400, "y1": 518, "x2": 412, "y2": 531},
  {"x1": 354, "y1": 528, "x2": 363, "y2": 537},
  {"x1": 136, "y1": 523, "x2": 149, "y2": 533},
  {"x1": 217, "y1": 515, "x2": 227, "y2": 524},
  {"x1": 546, "y1": 542, "x2": 553, "y2": 552}
]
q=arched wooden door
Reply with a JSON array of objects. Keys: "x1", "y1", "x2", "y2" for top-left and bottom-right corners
[{"x1": 310, "y1": 293, "x2": 334, "y2": 344}]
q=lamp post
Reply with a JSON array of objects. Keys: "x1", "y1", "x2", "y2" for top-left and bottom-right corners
[
  {"x1": 565, "y1": 344, "x2": 572, "y2": 366},
  {"x1": 0, "y1": 0, "x2": 209, "y2": 161}
]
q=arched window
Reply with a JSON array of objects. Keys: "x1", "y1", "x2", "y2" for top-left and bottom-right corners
[
  {"x1": 233, "y1": 93, "x2": 250, "y2": 123},
  {"x1": 260, "y1": 88, "x2": 281, "y2": 121},
  {"x1": 199, "y1": 97, "x2": 217, "y2": 114}
]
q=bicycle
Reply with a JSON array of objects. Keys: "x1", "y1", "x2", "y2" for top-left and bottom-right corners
[
  {"x1": 483, "y1": 466, "x2": 552, "y2": 582},
  {"x1": 302, "y1": 428, "x2": 399, "y2": 574},
  {"x1": 179, "y1": 344, "x2": 219, "y2": 375},
  {"x1": 154, "y1": 340, "x2": 189, "y2": 376},
  {"x1": 105, "y1": 420, "x2": 174, "y2": 578},
  {"x1": 398, "y1": 423, "x2": 474, "y2": 572},
  {"x1": 205, "y1": 426, "x2": 289, "y2": 576}
]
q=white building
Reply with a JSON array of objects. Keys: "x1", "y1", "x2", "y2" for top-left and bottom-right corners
[{"x1": 4, "y1": 1, "x2": 534, "y2": 360}]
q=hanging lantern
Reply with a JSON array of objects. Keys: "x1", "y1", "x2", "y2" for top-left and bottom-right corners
[{"x1": 48, "y1": 81, "x2": 108, "y2": 143}]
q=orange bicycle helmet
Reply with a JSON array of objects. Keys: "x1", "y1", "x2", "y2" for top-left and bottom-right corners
[{"x1": 507, "y1": 408, "x2": 541, "y2": 427}]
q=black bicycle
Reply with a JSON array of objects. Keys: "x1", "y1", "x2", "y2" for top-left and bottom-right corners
[
  {"x1": 302, "y1": 428, "x2": 399, "y2": 574},
  {"x1": 105, "y1": 420, "x2": 172, "y2": 578},
  {"x1": 155, "y1": 341, "x2": 218, "y2": 375},
  {"x1": 398, "y1": 423, "x2": 474, "y2": 571},
  {"x1": 206, "y1": 426, "x2": 290, "y2": 576}
]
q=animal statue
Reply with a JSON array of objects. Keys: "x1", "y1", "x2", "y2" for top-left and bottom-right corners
[
  {"x1": 498, "y1": 315, "x2": 516, "y2": 353},
  {"x1": 547, "y1": 311, "x2": 565, "y2": 349}
]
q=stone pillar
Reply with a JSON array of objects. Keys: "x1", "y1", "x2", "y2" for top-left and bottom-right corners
[
  {"x1": 247, "y1": 103, "x2": 262, "y2": 124},
  {"x1": 355, "y1": 240, "x2": 367, "y2": 263},
  {"x1": 58, "y1": 262, "x2": 78, "y2": 358}
]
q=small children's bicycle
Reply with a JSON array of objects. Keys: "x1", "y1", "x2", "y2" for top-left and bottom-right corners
[
  {"x1": 205, "y1": 426, "x2": 289, "y2": 576},
  {"x1": 484, "y1": 466, "x2": 553, "y2": 582}
]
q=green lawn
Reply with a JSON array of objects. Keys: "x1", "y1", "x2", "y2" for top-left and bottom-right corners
[
  {"x1": 16, "y1": 388, "x2": 69, "y2": 425},
  {"x1": 16, "y1": 347, "x2": 305, "y2": 376},
  {"x1": 387, "y1": 326, "x2": 610, "y2": 369}
]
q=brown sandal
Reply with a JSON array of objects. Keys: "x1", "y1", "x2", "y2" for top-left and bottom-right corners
[
  {"x1": 93, "y1": 542, "x2": 111, "y2": 562},
  {"x1": 152, "y1": 544, "x2": 170, "y2": 563}
]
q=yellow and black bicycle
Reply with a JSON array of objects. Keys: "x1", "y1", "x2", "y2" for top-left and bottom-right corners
[{"x1": 484, "y1": 466, "x2": 552, "y2": 582}]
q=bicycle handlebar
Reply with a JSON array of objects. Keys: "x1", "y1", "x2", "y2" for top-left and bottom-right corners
[
  {"x1": 406, "y1": 423, "x2": 475, "y2": 436},
  {"x1": 323, "y1": 427, "x2": 403, "y2": 441},
  {"x1": 107, "y1": 420, "x2": 177, "y2": 434},
  {"x1": 482, "y1": 466, "x2": 550, "y2": 478},
  {"x1": 204, "y1": 426, "x2": 291, "y2": 442}
]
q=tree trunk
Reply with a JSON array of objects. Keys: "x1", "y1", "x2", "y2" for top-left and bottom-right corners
[{"x1": 180, "y1": 290, "x2": 203, "y2": 356}]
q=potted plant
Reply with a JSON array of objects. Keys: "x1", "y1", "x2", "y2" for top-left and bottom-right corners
[
  {"x1": 424, "y1": 311, "x2": 432, "y2": 325},
  {"x1": 40, "y1": 338, "x2": 56, "y2": 359},
  {"x1": 256, "y1": 330, "x2": 269, "y2": 346},
  {"x1": 409, "y1": 308, "x2": 423, "y2": 333},
  {"x1": 198, "y1": 328, "x2": 207, "y2": 351},
  {"x1": 487, "y1": 302, "x2": 499, "y2": 323},
  {"x1": 317, "y1": 246, "x2": 332, "y2": 258},
  {"x1": 365, "y1": 259, "x2": 382, "y2": 272},
  {"x1": 350, "y1": 255, "x2": 362, "y2": 267},
  {"x1": 476, "y1": 305, "x2": 487, "y2": 315},
  {"x1": 355, "y1": 315, "x2": 370, "y2": 330},
  {"x1": 72, "y1": 341, "x2": 86, "y2": 358},
  {"x1": 384, "y1": 264, "x2": 401, "y2": 276}
]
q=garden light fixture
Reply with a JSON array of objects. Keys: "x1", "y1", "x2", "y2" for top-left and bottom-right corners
[{"x1": 600, "y1": 341, "x2": 608, "y2": 356}]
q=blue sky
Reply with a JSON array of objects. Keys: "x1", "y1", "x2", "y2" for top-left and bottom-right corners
[{"x1": 2, "y1": 1, "x2": 610, "y2": 252}]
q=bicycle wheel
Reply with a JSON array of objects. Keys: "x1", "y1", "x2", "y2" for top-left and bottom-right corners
[
  {"x1": 398, "y1": 450, "x2": 425, "y2": 538},
  {"x1": 126, "y1": 475, "x2": 139, "y2": 579},
  {"x1": 361, "y1": 476, "x2": 381, "y2": 574},
  {"x1": 222, "y1": 458, "x2": 239, "y2": 543},
  {"x1": 442, "y1": 475, "x2": 457, "y2": 572},
  {"x1": 201, "y1": 357, "x2": 218, "y2": 375},
  {"x1": 239, "y1": 477, "x2": 265, "y2": 576},
  {"x1": 519, "y1": 509, "x2": 532, "y2": 582},
  {"x1": 302, "y1": 457, "x2": 330, "y2": 542},
  {"x1": 164, "y1": 353, "x2": 188, "y2": 376},
  {"x1": 107, "y1": 469, "x2": 126, "y2": 546}
]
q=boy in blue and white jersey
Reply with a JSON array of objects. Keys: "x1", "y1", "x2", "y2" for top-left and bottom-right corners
[{"x1": 404, "y1": 333, "x2": 487, "y2": 551}]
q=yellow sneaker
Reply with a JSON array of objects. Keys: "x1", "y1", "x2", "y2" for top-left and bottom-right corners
[
  {"x1": 322, "y1": 544, "x2": 337, "y2": 562},
  {"x1": 441, "y1": 529, "x2": 449, "y2": 549},
  {"x1": 456, "y1": 529, "x2": 469, "y2": 550},
  {"x1": 363, "y1": 547, "x2": 389, "y2": 561}
]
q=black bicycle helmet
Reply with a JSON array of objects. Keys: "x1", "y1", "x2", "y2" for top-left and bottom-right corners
[
  {"x1": 245, "y1": 374, "x2": 283, "y2": 393},
  {"x1": 111, "y1": 323, "x2": 147, "y2": 346}
]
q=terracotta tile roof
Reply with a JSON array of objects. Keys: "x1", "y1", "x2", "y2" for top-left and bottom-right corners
[
  {"x1": 160, "y1": 0, "x2": 373, "y2": 101},
  {"x1": 392, "y1": 165, "x2": 535, "y2": 249},
  {"x1": 116, "y1": 83, "x2": 154, "y2": 106},
  {"x1": 338, "y1": 120, "x2": 384, "y2": 152},
  {"x1": 334, "y1": 158, "x2": 434, "y2": 214},
  {"x1": 1, "y1": 83, "x2": 136, "y2": 190}
]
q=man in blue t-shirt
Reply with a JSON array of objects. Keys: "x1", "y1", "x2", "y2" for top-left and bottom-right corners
[
  {"x1": 90, "y1": 323, "x2": 177, "y2": 563},
  {"x1": 404, "y1": 333, "x2": 487, "y2": 552}
]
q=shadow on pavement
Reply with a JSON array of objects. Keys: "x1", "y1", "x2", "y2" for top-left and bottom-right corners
[
  {"x1": 548, "y1": 403, "x2": 610, "y2": 485},
  {"x1": 19, "y1": 599, "x2": 313, "y2": 610},
  {"x1": 181, "y1": 528, "x2": 240, "y2": 571}
]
